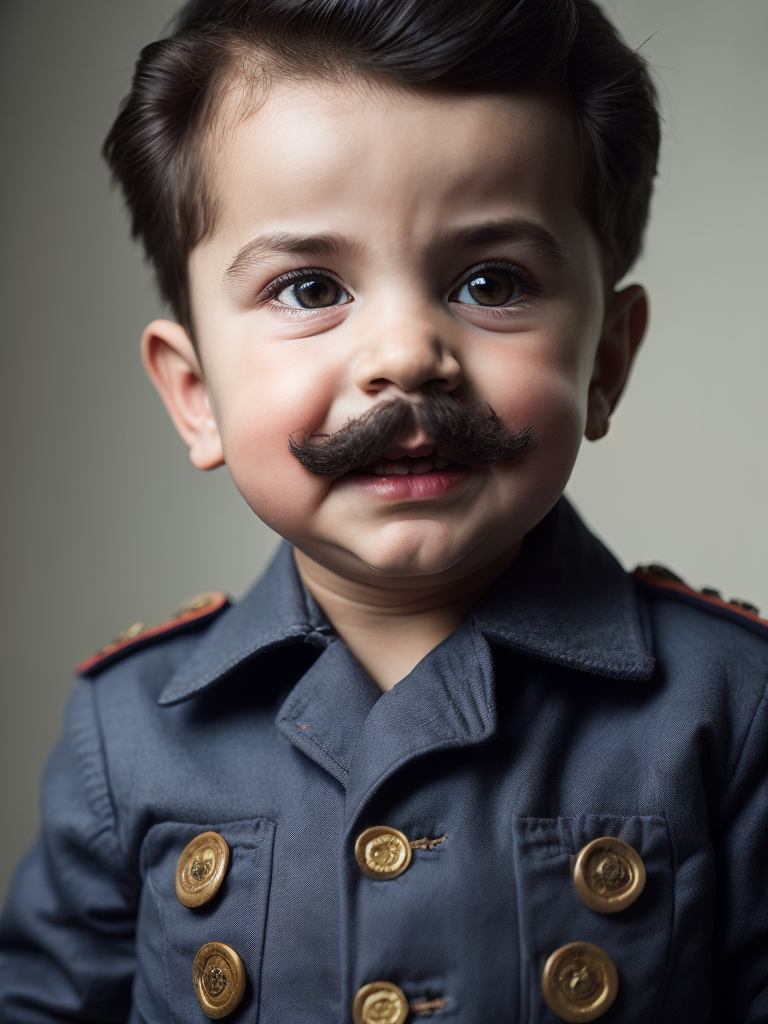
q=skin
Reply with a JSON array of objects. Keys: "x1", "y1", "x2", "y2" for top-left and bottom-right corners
[{"x1": 142, "y1": 77, "x2": 647, "y2": 689}]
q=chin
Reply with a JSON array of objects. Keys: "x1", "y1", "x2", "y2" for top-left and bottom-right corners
[{"x1": 349, "y1": 523, "x2": 476, "y2": 582}]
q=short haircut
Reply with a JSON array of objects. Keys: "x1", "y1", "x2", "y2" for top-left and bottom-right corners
[{"x1": 104, "y1": 0, "x2": 661, "y2": 330}]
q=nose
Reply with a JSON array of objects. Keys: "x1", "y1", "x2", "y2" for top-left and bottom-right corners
[{"x1": 352, "y1": 300, "x2": 463, "y2": 396}]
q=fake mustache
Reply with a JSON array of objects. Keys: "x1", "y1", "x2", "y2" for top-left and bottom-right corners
[{"x1": 288, "y1": 388, "x2": 533, "y2": 475}]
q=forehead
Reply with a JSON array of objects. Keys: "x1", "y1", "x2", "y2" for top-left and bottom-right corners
[{"x1": 195, "y1": 74, "x2": 590, "y2": 270}]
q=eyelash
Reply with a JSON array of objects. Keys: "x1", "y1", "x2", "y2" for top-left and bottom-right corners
[
  {"x1": 449, "y1": 260, "x2": 539, "y2": 306},
  {"x1": 257, "y1": 268, "x2": 349, "y2": 316},
  {"x1": 256, "y1": 259, "x2": 539, "y2": 314}
]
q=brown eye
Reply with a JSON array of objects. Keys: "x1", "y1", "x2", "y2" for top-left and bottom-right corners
[
  {"x1": 275, "y1": 275, "x2": 349, "y2": 309},
  {"x1": 454, "y1": 267, "x2": 526, "y2": 306}
]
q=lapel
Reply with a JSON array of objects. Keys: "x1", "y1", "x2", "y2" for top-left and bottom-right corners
[{"x1": 159, "y1": 500, "x2": 654, "y2": 815}]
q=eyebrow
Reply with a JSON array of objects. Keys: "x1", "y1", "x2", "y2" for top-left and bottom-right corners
[
  {"x1": 425, "y1": 217, "x2": 569, "y2": 271},
  {"x1": 224, "y1": 232, "x2": 361, "y2": 283},
  {"x1": 223, "y1": 216, "x2": 569, "y2": 284}
]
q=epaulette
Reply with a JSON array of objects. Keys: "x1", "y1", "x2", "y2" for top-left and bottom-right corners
[
  {"x1": 76, "y1": 591, "x2": 230, "y2": 677},
  {"x1": 634, "y1": 564, "x2": 768, "y2": 640}
]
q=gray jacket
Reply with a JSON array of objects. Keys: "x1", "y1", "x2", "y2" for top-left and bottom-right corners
[{"x1": 2, "y1": 499, "x2": 767, "y2": 1022}]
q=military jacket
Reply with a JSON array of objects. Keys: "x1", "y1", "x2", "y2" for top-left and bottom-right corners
[{"x1": 1, "y1": 499, "x2": 767, "y2": 1023}]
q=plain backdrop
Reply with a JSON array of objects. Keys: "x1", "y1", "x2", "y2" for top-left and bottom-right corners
[{"x1": 1, "y1": 0, "x2": 766, "y2": 904}]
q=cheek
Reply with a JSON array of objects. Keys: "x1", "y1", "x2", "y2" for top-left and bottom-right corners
[
  {"x1": 209, "y1": 352, "x2": 340, "y2": 534},
  {"x1": 483, "y1": 350, "x2": 588, "y2": 448},
  {"x1": 481, "y1": 368, "x2": 585, "y2": 539},
  {"x1": 221, "y1": 409, "x2": 324, "y2": 537},
  {"x1": 482, "y1": 351, "x2": 589, "y2": 512},
  {"x1": 215, "y1": 342, "x2": 337, "y2": 432}
]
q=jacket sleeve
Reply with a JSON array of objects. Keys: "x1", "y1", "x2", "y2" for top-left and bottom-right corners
[
  {"x1": 0, "y1": 682, "x2": 137, "y2": 1023},
  {"x1": 712, "y1": 678, "x2": 768, "y2": 1023}
]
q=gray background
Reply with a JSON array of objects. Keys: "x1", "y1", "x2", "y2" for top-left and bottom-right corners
[{"x1": 1, "y1": 0, "x2": 766, "y2": 904}]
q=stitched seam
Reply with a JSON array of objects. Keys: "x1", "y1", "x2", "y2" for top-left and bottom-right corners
[
  {"x1": 477, "y1": 628, "x2": 648, "y2": 679},
  {"x1": 279, "y1": 630, "x2": 340, "y2": 725},
  {"x1": 143, "y1": 837, "x2": 177, "y2": 1024},
  {"x1": 469, "y1": 626, "x2": 497, "y2": 731},
  {"x1": 283, "y1": 643, "x2": 330, "y2": 723},
  {"x1": 636, "y1": 575, "x2": 768, "y2": 629},
  {"x1": 71, "y1": 685, "x2": 135, "y2": 899},
  {"x1": 164, "y1": 629, "x2": 312, "y2": 701},
  {"x1": 142, "y1": 819, "x2": 275, "y2": 1023},
  {"x1": 282, "y1": 639, "x2": 351, "y2": 777},
  {"x1": 78, "y1": 599, "x2": 230, "y2": 676},
  {"x1": 252, "y1": 820, "x2": 277, "y2": 1024},
  {"x1": 510, "y1": 820, "x2": 532, "y2": 1023},
  {"x1": 647, "y1": 810, "x2": 677, "y2": 1023},
  {"x1": 720, "y1": 675, "x2": 768, "y2": 800},
  {"x1": 347, "y1": 734, "x2": 465, "y2": 829},
  {"x1": 422, "y1": 638, "x2": 472, "y2": 735},
  {"x1": 91, "y1": 688, "x2": 135, "y2": 897},
  {"x1": 288, "y1": 724, "x2": 349, "y2": 780}
]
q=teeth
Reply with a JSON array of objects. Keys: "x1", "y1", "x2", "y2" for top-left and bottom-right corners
[{"x1": 362, "y1": 456, "x2": 454, "y2": 475}]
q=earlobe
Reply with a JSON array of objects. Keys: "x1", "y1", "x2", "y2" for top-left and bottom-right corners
[
  {"x1": 585, "y1": 393, "x2": 612, "y2": 441},
  {"x1": 585, "y1": 284, "x2": 648, "y2": 442},
  {"x1": 140, "y1": 319, "x2": 225, "y2": 470}
]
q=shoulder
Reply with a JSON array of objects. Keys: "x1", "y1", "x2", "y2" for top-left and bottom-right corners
[
  {"x1": 633, "y1": 564, "x2": 768, "y2": 643},
  {"x1": 76, "y1": 591, "x2": 230, "y2": 678},
  {"x1": 633, "y1": 565, "x2": 768, "y2": 796},
  {"x1": 633, "y1": 563, "x2": 768, "y2": 720}
]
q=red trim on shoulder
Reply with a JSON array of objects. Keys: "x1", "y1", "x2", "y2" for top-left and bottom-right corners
[
  {"x1": 633, "y1": 566, "x2": 768, "y2": 632},
  {"x1": 76, "y1": 591, "x2": 229, "y2": 677}
]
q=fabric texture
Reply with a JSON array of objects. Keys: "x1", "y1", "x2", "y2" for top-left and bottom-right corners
[{"x1": 1, "y1": 498, "x2": 767, "y2": 1022}]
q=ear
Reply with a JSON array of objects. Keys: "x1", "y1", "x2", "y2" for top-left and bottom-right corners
[
  {"x1": 140, "y1": 319, "x2": 224, "y2": 470},
  {"x1": 585, "y1": 284, "x2": 648, "y2": 441}
]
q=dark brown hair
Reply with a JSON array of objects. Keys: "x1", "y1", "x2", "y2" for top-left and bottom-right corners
[
  {"x1": 289, "y1": 388, "x2": 534, "y2": 474},
  {"x1": 103, "y1": 0, "x2": 660, "y2": 329}
]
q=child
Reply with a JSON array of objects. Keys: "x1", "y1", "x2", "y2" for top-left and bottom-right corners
[{"x1": 1, "y1": 0, "x2": 766, "y2": 1021}]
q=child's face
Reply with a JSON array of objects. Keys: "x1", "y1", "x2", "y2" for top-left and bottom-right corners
[{"x1": 145, "y1": 77, "x2": 645, "y2": 589}]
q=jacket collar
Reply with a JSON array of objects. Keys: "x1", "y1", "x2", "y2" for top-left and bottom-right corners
[
  {"x1": 473, "y1": 498, "x2": 655, "y2": 681},
  {"x1": 158, "y1": 497, "x2": 653, "y2": 706},
  {"x1": 158, "y1": 543, "x2": 327, "y2": 705}
]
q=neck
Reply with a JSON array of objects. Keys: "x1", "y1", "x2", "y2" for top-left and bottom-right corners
[{"x1": 293, "y1": 547, "x2": 519, "y2": 691}]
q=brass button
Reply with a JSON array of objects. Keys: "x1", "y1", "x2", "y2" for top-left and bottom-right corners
[
  {"x1": 573, "y1": 836, "x2": 646, "y2": 913},
  {"x1": 352, "y1": 981, "x2": 409, "y2": 1024},
  {"x1": 192, "y1": 942, "x2": 246, "y2": 1018},
  {"x1": 542, "y1": 942, "x2": 618, "y2": 1022},
  {"x1": 355, "y1": 826, "x2": 412, "y2": 880},
  {"x1": 176, "y1": 831, "x2": 230, "y2": 908}
]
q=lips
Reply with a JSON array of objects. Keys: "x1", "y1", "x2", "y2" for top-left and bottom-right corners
[{"x1": 345, "y1": 439, "x2": 471, "y2": 501}]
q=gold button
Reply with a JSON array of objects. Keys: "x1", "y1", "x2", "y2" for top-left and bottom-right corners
[
  {"x1": 542, "y1": 942, "x2": 618, "y2": 1022},
  {"x1": 192, "y1": 942, "x2": 246, "y2": 1018},
  {"x1": 355, "y1": 827, "x2": 412, "y2": 880},
  {"x1": 573, "y1": 836, "x2": 646, "y2": 913},
  {"x1": 352, "y1": 981, "x2": 409, "y2": 1024},
  {"x1": 176, "y1": 832, "x2": 230, "y2": 908}
]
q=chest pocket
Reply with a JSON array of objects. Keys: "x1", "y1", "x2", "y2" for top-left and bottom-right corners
[
  {"x1": 133, "y1": 818, "x2": 276, "y2": 1024},
  {"x1": 511, "y1": 814, "x2": 673, "y2": 1023}
]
